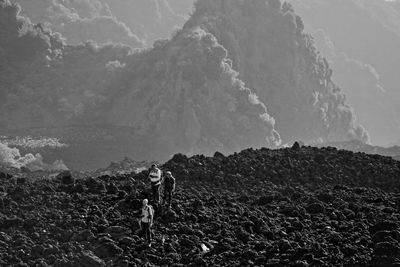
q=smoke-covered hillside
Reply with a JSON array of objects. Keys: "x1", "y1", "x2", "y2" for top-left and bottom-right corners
[
  {"x1": 0, "y1": 0, "x2": 367, "y2": 169},
  {"x1": 288, "y1": 0, "x2": 400, "y2": 146}
]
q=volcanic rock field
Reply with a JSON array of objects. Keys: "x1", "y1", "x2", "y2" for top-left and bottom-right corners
[{"x1": 1, "y1": 144, "x2": 400, "y2": 266}]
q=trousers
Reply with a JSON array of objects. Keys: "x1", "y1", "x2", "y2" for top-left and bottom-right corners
[
  {"x1": 163, "y1": 189, "x2": 173, "y2": 205},
  {"x1": 141, "y1": 222, "x2": 152, "y2": 243},
  {"x1": 151, "y1": 184, "x2": 160, "y2": 203}
]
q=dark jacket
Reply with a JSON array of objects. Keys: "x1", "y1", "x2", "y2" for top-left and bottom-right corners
[{"x1": 164, "y1": 176, "x2": 175, "y2": 191}]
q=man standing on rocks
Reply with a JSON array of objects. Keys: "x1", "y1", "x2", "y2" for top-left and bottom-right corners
[
  {"x1": 148, "y1": 164, "x2": 162, "y2": 204},
  {"x1": 140, "y1": 199, "x2": 154, "y2": 247},
  {"x1": 163, "y1": 171, "x2": 175, "y2": 207}
]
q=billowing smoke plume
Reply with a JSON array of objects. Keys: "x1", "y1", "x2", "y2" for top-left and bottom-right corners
[
  {"x1": 11, "y1": 0, "x2": 195, "y2": 47},
  {"x1": 105, "y1": 27, "x2": 281, "y2": 158},
  {"x1": 0, "y1": 142, "x2": 68, "y2": 171},
  {"x1": 288, "y1": 0, "x2": 400, "y2": 145},
  {"x1": 202, "y1": 28, "x2": 281, "y2": 146},
  {"x1": 311, "y1": 29, "x2": 395, "y2": 145},
  {"x1": 0, "y1": 0, "x2": 133, "y2": 130},
  {"x1": 98, "y1": 0, "x2": 189, "y2": 44},
  {"x1": 185, "y1": 0, "x2": 368, "y2": 145},
  {"x1": 0, "y1": 0, "x2": 377, "y2": 168},
  {"x1": 12, "y1": 0, "x2": 144, "y2": 47},
  {"x1": 164, "y1": 0, "x2": 194, "y2": 15}
]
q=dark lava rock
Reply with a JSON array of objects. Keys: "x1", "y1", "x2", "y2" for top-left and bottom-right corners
[
  {"x1": 171, "y1": 153, "x2": 188, "y2": 164},
  {"x1": 372, "y1": 230, "x2": 400, "y2": 243},
  {"x1": 2, "y1": 145, "x2": 400, "y2": 266},
  {"x1": 374, "y1": 242, "x2": 400, "y2": 256},
  {"x1": 94, "y1": 242, "x2": 123, "y2": 258},
  {"x1": 16, "y1": 177, "x2": 26, "y2": 184},
  {"x1": 1, "y1": 216, "x2": 23, "y2": 229},
  {"x1": 292, "y1": 142, "x2": 301, "y2": 150},
  {"x1": 85, "y1": 178, "x2": 106, "y2": 194},
  {"x1": 162, "y1": 208, "x2": 178, "y2": 223},
  {"x1": 258, "y1": 195, "x2": 275, "y2": 205},
  {"x1": 370, "y1": 221, "x2": 398, "y2": 234},
  {"x1": 57, "y1": 171, "x2": 74, "y2": 185},
  {"x1": 79, "y1": 251, "x2": 105, "y2": 267},
  {"x1": 306, "y1": 202, "x2": 325, "y2": 214},
  {"x1": 0, "y1": 172, "x2": 9, "y2": 179},
  {"x1": 214, "y1": 151, "x2": 225, "y2": 158}
]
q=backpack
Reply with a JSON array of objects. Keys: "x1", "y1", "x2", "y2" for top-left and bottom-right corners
[{"x1": 147, "y1": 205, "x2": 154, "y2": 221}]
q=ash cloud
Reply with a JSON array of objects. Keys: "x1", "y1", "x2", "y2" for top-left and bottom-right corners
[
  {"x1": 224, "y1": 62, "x2": 280, "y2": 145},
  {"x1": 0, "y1": 142, "x2": 68, "y2": 171},
  {"x1": 11, "y1": 0, "x2": 195, "y2": 47},
  {"x1": 1, "y1": 0, "x2": 383, "y2": 167},
  {"x1": 11, "y1": 0, "x2": 144, "y2": 47},
  {"x1": 288, "y1": 0, "x2": 400, "y2": 145},
  {"x1": 187, "y1": 0, "x2": 368, "y2": 145}
]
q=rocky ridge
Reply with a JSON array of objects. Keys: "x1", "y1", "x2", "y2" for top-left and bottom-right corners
[
  {"x1": 321, "y1": 140, "x2": 400, "y2": 161},
  {"x1": 1, "y1": 145, "x2": 400, "y2": 266}
]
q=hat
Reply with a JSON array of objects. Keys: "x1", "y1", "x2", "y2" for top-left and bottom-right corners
[
  {"x1": 142, "y1": 199, "x2": 148, "y2": 205},
  {"x1": 166, "y1": 171, "x2": 172, "y2": 176}
]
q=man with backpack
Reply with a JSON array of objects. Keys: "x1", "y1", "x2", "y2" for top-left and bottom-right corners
[
  {"x1": 163, "y1": 171, "x2": 175, "y2": 207},
  {"x1": 140, "y1": 198, "x2": 154, "y2": 246},
  {"x1": 148, "y1": 164, "x2": 162, "y2": 204}
]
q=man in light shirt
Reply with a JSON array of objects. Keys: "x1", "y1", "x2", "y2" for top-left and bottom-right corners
[{"x1": 148, "y1": 164, "x2": 162, "y2": 204}]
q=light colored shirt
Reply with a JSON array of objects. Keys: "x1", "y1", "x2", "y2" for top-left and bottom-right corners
[
  {"x1": 149, "y1": 168, "x2": 162, "y2": 185},
  {"x1": 141, "y1": 205, "x2": 152, "y2": 223}
]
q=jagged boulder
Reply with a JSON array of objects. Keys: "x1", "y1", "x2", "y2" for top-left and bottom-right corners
[
  {"x1": 94, "y1": 242, "x2": 123, "y2": 259},
  {"x1": 79, "y1": 251, "x2": 106, "y2": 267},
  {"x1": 57, "y1": 171, "x2": 74, "y2": 185}
]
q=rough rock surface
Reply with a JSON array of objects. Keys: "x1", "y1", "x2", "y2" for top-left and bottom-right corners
[
  {"x1": 321, "y1": 140, "x2": 400, "y2": 161},
  {"x1": 1, "y1": 145, "x2": 400, "y2": 266}
]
